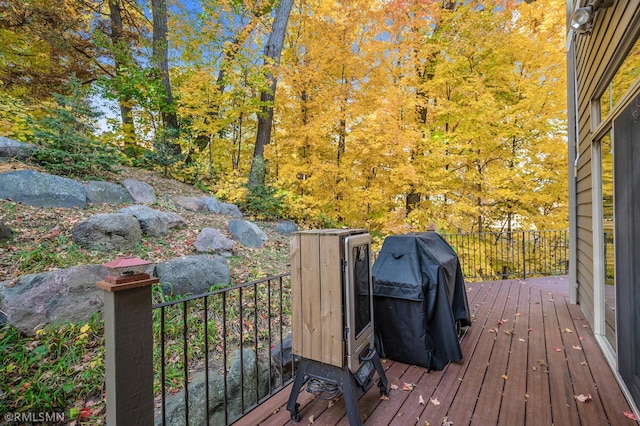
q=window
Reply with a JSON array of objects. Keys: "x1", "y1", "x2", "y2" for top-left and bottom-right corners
[{"x1": 600, "y1": 38, "x2": 640, "y2": 120}]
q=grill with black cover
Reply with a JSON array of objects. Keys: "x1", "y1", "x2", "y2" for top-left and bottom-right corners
[{"x1": 372, "y1": 232, "x2": 471, "y2": 371}]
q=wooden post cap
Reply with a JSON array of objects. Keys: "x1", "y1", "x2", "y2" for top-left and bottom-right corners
[
  {"x1": 98, "y1": 257, "x2": 159, "y2": 292},
  {"x1": 96, "y1": 275, "x2": 159, "y2": 292}
]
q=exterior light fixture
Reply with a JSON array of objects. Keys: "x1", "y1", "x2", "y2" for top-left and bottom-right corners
[
  {"x1": 99, "y1": 256, "x2": 155, "y2": 288},
  {"x1": 571, "y1": 0, "x2": 613, "y2": 34}
]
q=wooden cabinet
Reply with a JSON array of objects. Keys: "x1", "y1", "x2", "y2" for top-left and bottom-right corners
[{"x1": 290, "y1": 229, "x2": 373, "y2": 372}]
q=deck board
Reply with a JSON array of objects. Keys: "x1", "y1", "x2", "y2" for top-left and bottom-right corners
[
  {"x1": 414, "y1": 281, "x2": 504, "y2": 425},
  {"x1": 525, "y1": 285, "x2": 553, "y2": 425},
  {"x1": 497, "y1": 281, "x2": 529, "y2": 425},
  {"x1": 542, "y1": 288, "x2": 581, "y2": 425},
  {"x1": 234, "y1": 277, "x2": 636, "y2": 426},
  {"x1": 471, "y1": 281, "x2": 519, "y2": 425},
  {"x1": 447, "y1": 280, "x2": 512, "y2": 425}
]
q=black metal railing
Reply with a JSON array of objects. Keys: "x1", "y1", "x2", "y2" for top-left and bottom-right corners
[
  {"x1": 441, "y1": 230, "x2": 569, "y2": 281},
  {"x1": 153, "y1": 273, "x2": 294, "y2": 425},
  {"x1": 152, "y1": 229, "x2": 568, "y2": 424}
]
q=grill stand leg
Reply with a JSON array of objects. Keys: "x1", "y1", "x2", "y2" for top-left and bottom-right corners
[
  {"x1": 286, "y1": 350, "x2": 388, "y2": 426},
  {"x1": 371, "y1": 351, "x2": 389, "y2": 396}
]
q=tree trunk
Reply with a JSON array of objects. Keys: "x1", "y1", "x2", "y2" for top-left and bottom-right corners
[
  {"x1": 151, "y1": 0, "x2": 181, "y2": 155},
  {"x1": 248, "y1": 0, "x2": 294, "y2": 188},
  {"x1": 108, "y1": 0, "x2": 137, "y2": 156}
]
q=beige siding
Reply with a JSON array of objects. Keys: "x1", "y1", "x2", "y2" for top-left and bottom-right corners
[{"x1": 573, "y1": 1, "x2": 640, "y2": 327}]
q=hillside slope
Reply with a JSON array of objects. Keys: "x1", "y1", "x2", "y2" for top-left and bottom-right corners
[{"x1": 0, "y1": 160, "x2": 292, "y2": 284}]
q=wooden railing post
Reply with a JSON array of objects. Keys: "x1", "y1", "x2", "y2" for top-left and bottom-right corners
[{"x1": 97, "y1": 258, "x2": 159, "y2": 425}]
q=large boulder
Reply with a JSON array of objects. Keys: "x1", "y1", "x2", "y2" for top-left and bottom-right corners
[
  {"x1": 0, "y1": 170, "x2": 86, "y2": 208},
  {"x1": 228, "y1": 220, "x2": 268, "y2": 249},
  {"x1": 85, "y1": 181, "x2": 134, "y2": 205},
  {"x1": 155, "y1": 369, "x2": 226, "y2": 426},
  {"x1": 154, "y1": 349, "x2": 270, "y2": 426},
  {"x1": 0, "y1": 265, "x2": 106, "y2": 335},
  {"x1": 0, "y1": 136, "x2": 36, "y2": 159},
  {"x1": 226, "y1": 348, "x2": 271, "y2": 417},
  {"x1": 72, "y1": 213, "x2": 142, "y2": 251},
  {"x1": 220, "y1": 203, "x2": 243, "y2": 218},
  {"x1": 275, "y1": 221, "x2": 298, "y2": 235},
  {"x1": 192, "y1": 228, "x2": 234, "y2": 254},
  {"x1": 271, "y1": 333, "x2": 299, "y2": 385},
  {"x1": 173, "y1": 196, "x2": 208, "y2": 213},
  {"x1": 119, "y1": 205, "x2": 185, "y2": 237},
  {"x1": 155, "y1": 255, "x2": 230, "y2": 296},
  {"x1": 202, "y1": 197, "x2": 221, "y2": 213},
  {"x1": 122, "y1": 179, "x2": 155, "y2": 204}
]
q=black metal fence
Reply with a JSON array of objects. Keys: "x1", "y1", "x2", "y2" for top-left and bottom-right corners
[
  {"x1": 152, "y1": 229, "x2": 568, "y2": 424},
  {"x1": 153, "y1": 273, "x2": 294, "y2": 425},
  {"x1": 441, "y1": 230, "x2": 569, "y2": 281}
]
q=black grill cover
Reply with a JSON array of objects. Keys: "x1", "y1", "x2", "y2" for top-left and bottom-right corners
[{"x1": 372, "y1": 232, "x2": 471, "y2": 370}]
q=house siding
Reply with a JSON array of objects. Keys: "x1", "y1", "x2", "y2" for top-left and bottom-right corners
[{"x1": 572, "y1": 1, "x2": 640, "y2": 330}]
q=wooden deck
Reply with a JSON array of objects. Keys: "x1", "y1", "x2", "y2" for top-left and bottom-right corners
[{"x1": 235, "y1": 277, "x2": 636, "y2": 426}]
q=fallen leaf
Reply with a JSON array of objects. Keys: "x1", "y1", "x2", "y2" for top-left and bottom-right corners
[
  {"x1": 515, "y1": 312, "x2": 522, "y2": 317},
  {"x1": 498, "y1": 319, "x2": 509, "y2": 325},
  {"x1": 502, "y1": 375, "x2": 508, "y2": 380},
  {"x1": 623, "y1": 411, "x2": 637, "y2": 420},
  {"x1": 390, "y1": 383, "x2": 399, "y2": 390},
  {"x1": 532, "y1": 366, "x2": 537, "y2": 371},
  {"x1": 328, "y1": 400, "x2": 335, "y2": 408},
  {"x1": 430, "y1": 397, "x2": 441, "y2": 406},
  {"x1": 402, "y1": 382, "x2": 415, "y2": 391},
  {"x1": 442, "y1": 417, "x2": 453, "y2": 426},
  {"x1": 564, "y1": 328, "x2": 573, "y2": 333},
  {"x1": 503, "y1": 329, "x2": 514, "y2": 335},
  {"x1": 518, "y1": 338, "x2": 526, "y2": 342},
  {"x1": 419, "y1": 394, "x2": 425, "y2": 405},
  {"x1": 309, "y1": 414, "x2": 314, "y2": 423},
  {"x1": 574, "y1": 394, "x2": 592, "y2": 403},
  {"x1": 553, "y1": 346, "x2": 562, "y2": 352},
  {"x1": 579, "y1": 336, "x2": 584, "y2": 341},
  {"x1": 581, "y1": 361, "x2": 588, "y2": 366},
  {"x1": 525, "y1": 393, "x2": 530, "y2": 399},
  {"x1": 528, "y1": 328, "x2": 534, "y2": 332},
  {"x1": 78, "y1": 408, "x2": 91, "y2": 420},
  {"x1": 537, "y1": 359, "x2": 548, "y2": 366},
  {"x1": 573, "y1": 345, "x2": 582, "y2": 350}
]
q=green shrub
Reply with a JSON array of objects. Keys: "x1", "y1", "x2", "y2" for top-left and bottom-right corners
[
  {"x1": 29, "y1": 77, "x2": 122, "y2": 179},
  {"x1": 240, "y1": 183, "x2": 285, "y2": 219}
]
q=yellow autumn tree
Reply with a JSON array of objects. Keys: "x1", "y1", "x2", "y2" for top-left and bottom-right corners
[
  {"x1": 170, "y1": 0, "x2": 273, "y2": 187},
  {"x1": 410, "y1": 0, "x2": 568, "y2": 233},
  {"x1": 270, "y1": 0, "x2": 567, "y2": 234},
  {"x1": 271, "y1": 0, "x2": 427, "y2": 228}
]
